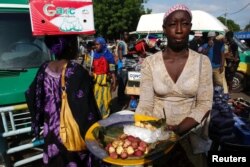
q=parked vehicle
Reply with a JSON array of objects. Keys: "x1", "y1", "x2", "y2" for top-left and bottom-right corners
[
  {"x1": 232, "y1": 37, "x2": 250, "y2": 92},
  {"x1": 0, "y1": 1, "x2": 51, "y2": 166}
]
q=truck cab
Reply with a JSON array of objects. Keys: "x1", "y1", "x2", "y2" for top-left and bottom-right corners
[
  {"x1": 0, "y1": 0, "x2": 51, "y2": 106},
  {"x1": 232, "y1": 37, "x2": 250, "y2": 92},
  {"x1": 0, "y1": 1, "x2": 51, "y2": 166}
]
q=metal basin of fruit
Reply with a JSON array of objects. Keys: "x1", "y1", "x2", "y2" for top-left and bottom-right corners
[{"x1": 85, "y1": 113, "x2": 177, "y2": 166}]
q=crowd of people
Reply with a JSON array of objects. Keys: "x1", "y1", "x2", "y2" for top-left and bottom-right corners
[
  {"x1": 25, "y1": 3, "x2": 241, "y2": 167},
  {"x1": 188, "y1": 30, "x2": 240, "y2": 94}
]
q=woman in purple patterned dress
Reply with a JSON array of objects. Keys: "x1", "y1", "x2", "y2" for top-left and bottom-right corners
[{"x1": 25, "y1": 35, "x2": 103, "y2": 167}]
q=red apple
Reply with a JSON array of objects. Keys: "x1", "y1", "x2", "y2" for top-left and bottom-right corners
[
  {"x1": 109, "y1": 152, "x2": 118, "y2": 159},
  {"x1": 127, "y1": 135, "x2": 136, "y2": 142},
  {"x1": 134, "y1": 150, "x2": 143, "y2": 157},
  {"x1": 139, "y1": 141, "x2": 147, "y2": 148},
  {"x1": 134, "y1": 137, "x2": 141, "y2": 143},
  {"x1": 138, "y1": 146, "x2": 146, "y2": 152},
  {"x1": 120, "y1": 152, "x2": 128, "y2": 159},
  {"x1": 131, "y1": 141, "x2": 139, "y2": 149},
  {"x1": 105, "y1": 143, "x2": 112, "y2": 151}
]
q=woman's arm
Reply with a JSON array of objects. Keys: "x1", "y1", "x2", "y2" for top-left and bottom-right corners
[
  {"x1": 110, "y1": 72, "x2": 117, "y2": 92},
  {"x1": 106, "y1": 51, "x2": 117, "y2": 92},
  {"x1": 167, "y1": 117, "x2": 198, "y2": 135},
  {"x1": 220, "y1": 46, "x2": 225, "y2": 73}
]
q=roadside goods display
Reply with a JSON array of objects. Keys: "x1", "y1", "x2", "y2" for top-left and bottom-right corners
[
  {"x1": 232, "y1": 98, "x2": 250, "y2": 145},
  {"x1": 234, "y1": 117, "x2": 250, "y2": 145},
  {"x1": 233, "y1": 97, "x2": 250, "y2": 119},
  {"x1": 85, "y1": 114, "x2": 177, "y2": 165},
  {"x1": 29, "y1": 0, "x2": 95, "y2": 36}
]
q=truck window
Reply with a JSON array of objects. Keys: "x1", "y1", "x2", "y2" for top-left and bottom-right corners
[
  {"x1": 0, "y1": 13, "x2": 50, "y2": 69},
  {"x1": 233, "y1": 36, "x2": 250, "y2": 52}
]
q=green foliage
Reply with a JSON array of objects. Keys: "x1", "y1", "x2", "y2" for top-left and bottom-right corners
[
  {"x1": 244, "y1": 24, "x2": 250, "y2": 31},
  {"x1": 217, "y1": 16, "x2": 240, "y2": 32},
  {"x1": 93, "y1": 0, "x2": 151, "y2": 40}
]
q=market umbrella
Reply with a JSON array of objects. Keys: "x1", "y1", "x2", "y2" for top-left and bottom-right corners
[
  {"x1": 191, "y1": 10, "x2": 228, "y2": 32},
  {"x1": 133, "y1": 10, "x2": 228, "y2": 34}
]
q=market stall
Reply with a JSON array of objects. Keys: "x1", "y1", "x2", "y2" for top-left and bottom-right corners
[{"x1": 209, "y1": 86, "x2": 250, "y2": 152}]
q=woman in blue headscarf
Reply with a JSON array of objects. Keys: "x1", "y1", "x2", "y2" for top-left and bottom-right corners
[{"x1": 92, "y1": 37, "x2": 116, "y2": 118}]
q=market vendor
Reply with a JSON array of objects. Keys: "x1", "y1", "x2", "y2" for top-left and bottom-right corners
[{"x1": 135, "y1": 4, "x2": 213, "y2": 167}]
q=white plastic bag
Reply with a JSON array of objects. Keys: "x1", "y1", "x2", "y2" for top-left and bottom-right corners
[{"x1": 123, "y1": 125, "x2": 169, "y2": 143}]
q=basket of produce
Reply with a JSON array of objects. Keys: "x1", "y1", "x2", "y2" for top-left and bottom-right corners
[{"x1": 85, "y1": 113, "x2": 178, "y2": 166}]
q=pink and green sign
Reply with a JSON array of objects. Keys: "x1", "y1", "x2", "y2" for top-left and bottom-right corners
[{"x1": 30, "y1": 0, "x2": 95, "y2": 36}]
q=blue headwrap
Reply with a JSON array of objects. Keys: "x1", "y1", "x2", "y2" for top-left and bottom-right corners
[{"x1": 94, "y1": 37, "x2": 115, "y2": 64}]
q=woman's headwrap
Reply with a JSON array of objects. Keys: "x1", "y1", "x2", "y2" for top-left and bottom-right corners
[
  {"x1": 94, "y1": 37, "x2": 115, "y2": 64},
  {"x1": 95, "y1": 37, "x2": 107, "y2": 52},
  {"x1": 163, "y1": 4, "x2": 192, "y2": 21},
  {"x1": 50, "y1": 37, "x2": 66, "y2": 56},
  {"x1": 45, "y1": 36, "x2": 70, "y2": 57}
]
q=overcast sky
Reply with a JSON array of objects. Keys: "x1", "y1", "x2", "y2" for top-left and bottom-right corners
[{"x1": 144, "y1": 0, "x2": 250, "y2": 30}]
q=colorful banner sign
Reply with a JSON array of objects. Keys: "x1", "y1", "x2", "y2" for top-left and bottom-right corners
[{"x1": 29, "y1": 0, "x2": 95, "y2": 36}]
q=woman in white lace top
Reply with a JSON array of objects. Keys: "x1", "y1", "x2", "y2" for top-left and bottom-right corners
[{"x1": 135, "y1": 4, "x2": 213, "y2": 167}]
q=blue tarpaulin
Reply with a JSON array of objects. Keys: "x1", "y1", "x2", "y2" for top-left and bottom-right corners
[{"x1": 234, "y1": 32, "x2": 250, "y2": 39}]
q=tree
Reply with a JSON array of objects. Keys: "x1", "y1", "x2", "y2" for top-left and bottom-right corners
[
  {"x1": 217, "y1": 16, "x2": 240, "y2": 32},
  {"x1": 93, "y1": 0, "x2": 151, "y2": 40},
  {"x1": 244, "y1": 24, "x2": 250, "y2": 31}
]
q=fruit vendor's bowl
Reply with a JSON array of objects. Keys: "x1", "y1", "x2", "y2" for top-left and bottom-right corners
[{"x1": 85, "y1": 113, "x2": 177, "y2": 166}]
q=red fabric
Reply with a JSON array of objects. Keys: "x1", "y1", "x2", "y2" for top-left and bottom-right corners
[
  {"x1": 93, "y1": 56, "x2": 109, "y2": 74},
  {"x1": 135, "y1": 40, "x2": 146, "y2": 54}
]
